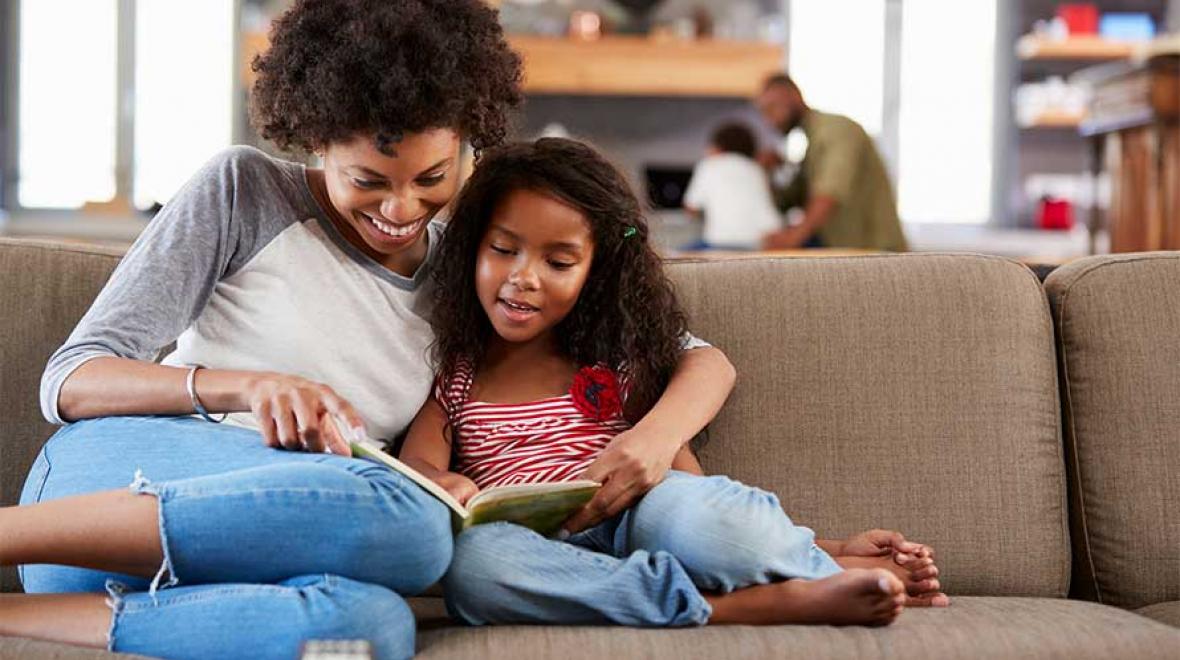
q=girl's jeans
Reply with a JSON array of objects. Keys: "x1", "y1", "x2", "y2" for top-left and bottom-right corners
[
  {"x1": 442, "y1": 470, "x2": 842, "y2": 626},
  {"x1": 19, "y1": 416, "x2": 453, "y2": 660}
]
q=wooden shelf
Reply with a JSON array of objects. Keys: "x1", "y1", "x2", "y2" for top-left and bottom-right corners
[
  {"x1": 1017, "y1": 35, "x2": 1140, "y2": 61},
  {"x1": 508, "y1": 36, "x2": 783, "y2": 97},
  {"x1": 242, "y1": 32, "x2": 784, "y2": 98},
  {"x1": 1021, "y1": 110, "x2": 1086, "y2": 129}
]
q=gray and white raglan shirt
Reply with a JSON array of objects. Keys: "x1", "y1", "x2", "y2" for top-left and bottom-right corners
[{"x1": 40, "y1": 146, "x2": 445, "y2": 442}]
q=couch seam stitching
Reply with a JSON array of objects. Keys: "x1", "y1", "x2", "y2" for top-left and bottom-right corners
[{"x1": 1053, "y1": 274, "x2": 1103, "y2": 604}]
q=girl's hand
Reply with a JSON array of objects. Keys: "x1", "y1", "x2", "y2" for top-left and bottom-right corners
[
  {"x1": 433, "y1": 472, "x2": 480, "y2": 506},
  {"x1": 562, "y1": 428, "x2": 681, "y2": 534},
  {"x1": 842, "y1": 529, "x2": 933, "y2": 560},
  {"x1": 244, "y1": 372, "x2": 362, "y2": 456}
]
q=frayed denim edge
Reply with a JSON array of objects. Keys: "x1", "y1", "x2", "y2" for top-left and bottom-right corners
[
  {"x1": 127, "y1": 469, "x2": 179, "y2": 604},
  {"x1": 103, "y1": 579, "x2": 127, "y2": 652}
]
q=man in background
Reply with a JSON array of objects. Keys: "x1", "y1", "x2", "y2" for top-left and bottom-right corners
[{"x1": 755, "y1": 73, "x2": 907, "y2": 252}]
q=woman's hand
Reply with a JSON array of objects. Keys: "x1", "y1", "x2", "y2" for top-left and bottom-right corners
[
  {"x1": 243, "y1": 373, "x2": 362, "y2": 455},
  {"x1": 433, "y1": 472, "x2": 480, "y2": 506},
  {"x1": 562, "y1": 428, "x2": 681, "y2": 535}
]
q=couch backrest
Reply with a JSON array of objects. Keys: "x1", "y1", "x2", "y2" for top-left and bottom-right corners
[
  {"x1": 0, "y1": 238, "x2": 124, "y2": 592},
  {"x1": 1045, "y1": 253, "x2": 1180, "y2": 610},
  {"x1": 2, "y1": 241, "x2": 1070, "y2": 598},
  {"x1": 666, "y1": 254, "x2": 1068, "y2": 597}
]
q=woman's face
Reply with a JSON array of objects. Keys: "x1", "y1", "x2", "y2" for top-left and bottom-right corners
[{"x1": 320, "y1": 129, "x2": 462, "y2": 275}]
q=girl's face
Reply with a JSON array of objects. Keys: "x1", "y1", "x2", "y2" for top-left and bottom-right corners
[
  {"x1": 475, "y1": 188, "x2": 595, "y2": 347},
  {"x1": 320, "y1": 129, "x2": 461, "y2": 275}
]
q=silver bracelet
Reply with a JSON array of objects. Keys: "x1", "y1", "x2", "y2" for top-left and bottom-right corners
[{"x1": 186, "y1": 366, "x2": 227, "y2": 423}]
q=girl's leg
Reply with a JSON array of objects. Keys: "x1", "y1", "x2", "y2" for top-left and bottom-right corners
[
  {"x1": 441, "y1": 522, "x2": 711, "y2": 627},
  {"x1": 623, "y1": 471, "x2": 842, "y2": 591},
  {"x1": 0, "y1": 575, "x2": 416, "y2": 660},
  {"x1": 625, "y1": 471, "x2": 906, "y2": 626},
  {"x1": 14, "y1": 416, "x2": 451, "y2": 596}
]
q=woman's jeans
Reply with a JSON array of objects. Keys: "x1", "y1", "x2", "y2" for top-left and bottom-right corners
[
  {"x1": 442, "y1": 470, "x2": 842, "y2": 626},
  {"x1": 19, "y1": 416, "x2": 453, "y2": 660}
]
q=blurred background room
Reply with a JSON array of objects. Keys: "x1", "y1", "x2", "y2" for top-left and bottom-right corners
[{"x1": 1, "y1": 0, "x2": 1177, "y2": 263}]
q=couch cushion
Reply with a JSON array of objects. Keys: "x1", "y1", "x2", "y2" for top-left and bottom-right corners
[
  {"x1": 1044, "y1": 253, "x2": 1180, "y2": 609},
  {"x1": 664, "y1": 255, "x2": 1066, "y2": 597},
  {"x1": 0, "y1": 637, "x2": 148, "y2": 660},
  {"x1": 0, "y1": 238, "x2": 124, "y2": 593},
  {"x1": 1137, "y1": 602, "x2": 1180, "y2": 628},
  {"x1": 413, "y1": 596, "x2": 1180, "y2": 659}
]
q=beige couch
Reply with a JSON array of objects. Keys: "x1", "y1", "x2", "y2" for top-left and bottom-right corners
[{"x1": 2, "y1": 237, "x2": 1178, "y2": 659}]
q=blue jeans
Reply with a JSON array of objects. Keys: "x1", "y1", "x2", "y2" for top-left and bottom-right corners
[
  {"x1": 442, "y1": 471, "x2": 841, "y2": 626},
  {"x1": 19, "y1": 416, "x2": 453, "y2": 660}
]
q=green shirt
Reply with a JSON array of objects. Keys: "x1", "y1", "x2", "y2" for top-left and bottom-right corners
[{"x1": 776, "y1": 110, "x2": 908, "y2": 252}]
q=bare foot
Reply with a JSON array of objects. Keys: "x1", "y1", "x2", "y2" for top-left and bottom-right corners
[
  {"x1": 706, "y1": 568, "x2": 906, "y2": 626},
  {"x1": 837, "y1": 555, "x2": 950, "y2": 607}
]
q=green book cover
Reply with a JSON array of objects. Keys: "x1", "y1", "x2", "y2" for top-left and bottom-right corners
[{"x1": 349, "y1": 437, "x2": 599, "y2": 537}]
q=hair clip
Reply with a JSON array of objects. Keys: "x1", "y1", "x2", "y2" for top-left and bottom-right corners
[{"x1": 622, "y1": 226, "x2": 637, "y2": 239}]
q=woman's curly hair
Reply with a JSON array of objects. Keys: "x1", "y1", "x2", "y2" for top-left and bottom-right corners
[
  {"x1": 250, "y1": 0, "x2": 522, "y2": 155},
  {"x1": 431, "y1": 138, "x2": 688, "y2": 424}
]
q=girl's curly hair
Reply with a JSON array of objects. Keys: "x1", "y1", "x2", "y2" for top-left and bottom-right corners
[
  {"x1": 250, "y1": 0, "x2": 522, "y2": 155},
  {"x1": 431, "y1": 138, "x2": 688, "y2": 424}
]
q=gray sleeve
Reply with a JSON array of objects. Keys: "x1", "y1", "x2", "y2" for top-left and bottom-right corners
[{"x1": 39, "y1": 146, "x2": 287, "y2": 424}]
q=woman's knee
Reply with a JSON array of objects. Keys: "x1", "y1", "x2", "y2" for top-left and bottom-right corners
[{"x1": 291, "y1": 575, "x2": 416, "y2": 660}]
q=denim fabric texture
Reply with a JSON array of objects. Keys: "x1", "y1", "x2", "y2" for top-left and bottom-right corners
[
  {"x1": 19, "y1": 416, "x2": 453, "y2": 660},
  {"x1": 442, "y1": 470, "x2": 841, "y2": 626}
]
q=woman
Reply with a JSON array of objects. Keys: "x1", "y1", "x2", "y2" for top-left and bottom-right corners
[{"x1": 0, "y1": 2, "x2": 735, "y2": 658}]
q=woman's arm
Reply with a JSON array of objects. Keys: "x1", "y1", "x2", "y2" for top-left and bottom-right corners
[
  {"x1": 59, "y1": 357, "x2": 363, "y2": 455},
  {"x1": 564, "y1": 345, "x2": 736, "y2": 532}
]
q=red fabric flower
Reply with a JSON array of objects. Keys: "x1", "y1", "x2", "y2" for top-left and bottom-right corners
[{"x1": 571, "y1": 365, "x2": 623, "y2": 422}]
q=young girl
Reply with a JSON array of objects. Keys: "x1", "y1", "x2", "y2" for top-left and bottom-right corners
[
  {"x1": 3, "y1": 4, "x2": 734, "y2": 659},
  {"x1": 400, "y1": 138, "x2": 948, "y2": 629}
]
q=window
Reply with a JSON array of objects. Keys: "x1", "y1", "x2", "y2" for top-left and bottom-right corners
[
  {"x1": 18, "y1": 0, "x2": 119, "y2": 208},
  {"x1": 134, "y1": 0, "x2": 235, "y2": 209},
  {"x1": 788, "y1": 0, "x2": 886, "y2": 137},
  {"x1": 14, "y1": 0, "x2": 234, "y2": 211},
  {"x1": 789, "y1": 0, "x2": 999, "y2": 224},
  {"x1": 897, "y1": 0, "x2": 997, "y2": 224}
]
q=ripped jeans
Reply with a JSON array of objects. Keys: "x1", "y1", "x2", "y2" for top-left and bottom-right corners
[{"x1": 19, "y1": 416, "x2": 453, "y2": 660}]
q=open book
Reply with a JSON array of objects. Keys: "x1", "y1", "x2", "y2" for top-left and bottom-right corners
[{"x1": 349, "y1": 436, "x2": 600, "y2": 537}]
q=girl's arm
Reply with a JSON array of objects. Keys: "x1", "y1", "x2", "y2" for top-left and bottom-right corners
[
  {"x1": 399, "y1": 397, "x2": 480, "y2": 504},
  {"x1": 565, "y1": 345, "x2": 735, "y2": 533}
]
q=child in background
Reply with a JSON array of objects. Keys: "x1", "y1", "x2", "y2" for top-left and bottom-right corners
[
  {"x1": 398, "y1": 137, "x2": 948, "y2": 629},
  {"x1": 683, "y1": 122, "x2": 782, "y2": 250}
]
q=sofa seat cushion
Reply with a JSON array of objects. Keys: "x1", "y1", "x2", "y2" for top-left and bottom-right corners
[
  {"x1": 412, "y1": 597, "x2": 1180, "y2": 659},
  {"x1": 1138, "y1": 601, "x2": 1180, "y2": 628},
  {"x1": 0, "y1": 637, "x2": 148, "y2": 660}
]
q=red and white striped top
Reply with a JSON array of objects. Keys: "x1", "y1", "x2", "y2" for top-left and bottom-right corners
[{"x1": 435, "y1": 360, "x2": 631, "y2": 490}]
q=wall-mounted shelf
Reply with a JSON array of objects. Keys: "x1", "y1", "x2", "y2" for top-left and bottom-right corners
[
  {"x1": 1020, "y1": 110, "x2": 1086, "y2": 129},
  {"x1": 508, "y1": 36, "x2": 783, "y2": 97},
  {"x1": 242, "y1": 32, "x2": 783, "y2": 98},
  {"x1": 1017, "y1": 35, "x2": 1140, "y2": 61}
]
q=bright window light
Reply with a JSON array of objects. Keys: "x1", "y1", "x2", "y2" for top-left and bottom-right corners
[
  {"x1": 134, "y1": 0, "x2": 235, "y2": 209},
  {"x1": 19, "y1": 1, "x2": 118, "y2": 208},
  {"x1": 898, "y1": 0, "x2": 996, "y2": 224},
  {"x1": 788, "y1": 0, "x2": 886, "y2": 136}
]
